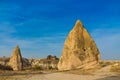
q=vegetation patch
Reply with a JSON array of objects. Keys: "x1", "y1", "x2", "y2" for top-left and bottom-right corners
[
  {"x1": 62, "y1": 66, "x2": 101, "y2": 75},
  {"x1": 110, "y1": 62, "x2": 120, "y2": 73},
  {"x1": 99, "y1": 61, "x2": 112, "y2": 67}
]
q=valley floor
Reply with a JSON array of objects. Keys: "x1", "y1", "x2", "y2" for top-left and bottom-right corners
[
  {"x1": 19, "y1": 72, "x2": 120, "y2": 80},
  {"x1": 0, "y1": 63, "x2": 120, "y2": 80}
]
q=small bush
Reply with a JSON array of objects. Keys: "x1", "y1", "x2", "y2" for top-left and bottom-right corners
[
  {"x1": 0, "y1": 64, "x2": 13, "y2": 70},
  {"x1": 31, "y1": 65, "x2": 42, "y2": 70},
  {"x1": 99, "y1": 61, "x2": 112, "y2": 67}
]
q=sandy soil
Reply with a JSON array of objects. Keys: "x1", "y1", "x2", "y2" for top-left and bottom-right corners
[
  {"x1": 19, "y1": 65, "x2": 120, "y2": 80},
  {"x1": 19, "y1": 73, "x2": 120, "y2": 80},
  {"x1": 0, "y1": 63, "x2": 120, "y2": 80}
]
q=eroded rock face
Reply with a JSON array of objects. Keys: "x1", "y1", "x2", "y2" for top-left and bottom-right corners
[
  {"x1": 9, "y1": 46, "x2": 23, "y2": 70},
  {"x1": 58, "y1": 20, "x2": 100, "y2": 70}
]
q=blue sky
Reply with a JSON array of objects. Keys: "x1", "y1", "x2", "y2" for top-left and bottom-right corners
[{"x1": 0, "y1": 0, "x2": 120, "y2": 59}]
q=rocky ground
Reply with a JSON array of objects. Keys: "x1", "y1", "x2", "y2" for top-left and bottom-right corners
[
  {"x1": 0, "y1": 62, "x2": 120, "y2": 80},
  {"x1": 19, "y1": 64, "x2": 120, "y2": 80},
  {"x1": 19, "y1": 73, "x2": 120, "y2": 80}
]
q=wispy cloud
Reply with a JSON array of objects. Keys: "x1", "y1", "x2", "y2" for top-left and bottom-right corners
[
  {"x1": 0, "y1": 0, "x2": 120, "y2": 60},
  {"x1": 0, "y1": 27, "x2": 65, "y2": 58},
  {"x1": 91, "y1": 28, "x2": 120, "y2": 60},
  {"x1": 0, "y1": 2, "x2": 67, "y2": 58}
]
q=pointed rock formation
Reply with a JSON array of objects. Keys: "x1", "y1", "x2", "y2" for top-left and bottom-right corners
[
  {"x1": 58, "y1": 20, "x2": 100, "y2": 70},
  {"x1": 9, "y1": 45, "x2": 23, "y2": 70}
]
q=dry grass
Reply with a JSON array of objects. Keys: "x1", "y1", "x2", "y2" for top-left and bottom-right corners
[
  {"x1": 110, "y1": 62, "x2": 120, "y2": 73},
  {"x1": 63, "y1": 61, "x2": 120, "y2": 75},
  {"x1": 99, "y1": 61, "x2": 112, "y2": 67},
  {"x1": 99, "y1": 60, "x2": 120, "y2": 73},
  {"x1": 0, "y1": 70, "x2": 43, "y2": 80},
  {"x1": 64, "y1": 69, "x2": 94, "y2": 75},
  {"x1": 61, "y1": 66, "x2": 101, "y2": 75},
  {"x1": 0, "y1": 76, "x2": 26, "y2": 80},
  {"x1": 0, "y1": 76, "x2": 14, "y2": 80}
]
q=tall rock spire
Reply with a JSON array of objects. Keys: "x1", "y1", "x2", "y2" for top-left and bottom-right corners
[
  {"x1": 58, "y1": 20, "x2": 100, "y2": 70},
  {"x1": 9, "y1": 45, "x2": 23, "y2": 71}
]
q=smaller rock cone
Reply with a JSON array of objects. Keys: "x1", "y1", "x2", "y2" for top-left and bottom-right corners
[{"x1": 9, "y1": 45, "x2": 23, "y2": 71}]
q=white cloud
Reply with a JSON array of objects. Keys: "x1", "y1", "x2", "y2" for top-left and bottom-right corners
[{"x1": 0, "y1": 24, "x2": 120, "y2": 60}]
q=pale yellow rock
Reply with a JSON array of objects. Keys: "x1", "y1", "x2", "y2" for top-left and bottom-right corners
[
  {"x1": 58, "y1": 20, "x2": 100, "y2": 70},
  {"x1": 9, "y1": 45, "x2": 23, "y2": 71}
]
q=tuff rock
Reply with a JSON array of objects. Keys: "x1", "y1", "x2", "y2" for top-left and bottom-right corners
[
  {"x1": 9, "y1": 46, "x2": 23, "y2": 70},
  {"x1": 58, "y1": 20, "x2": 100, "y2": 70}
]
